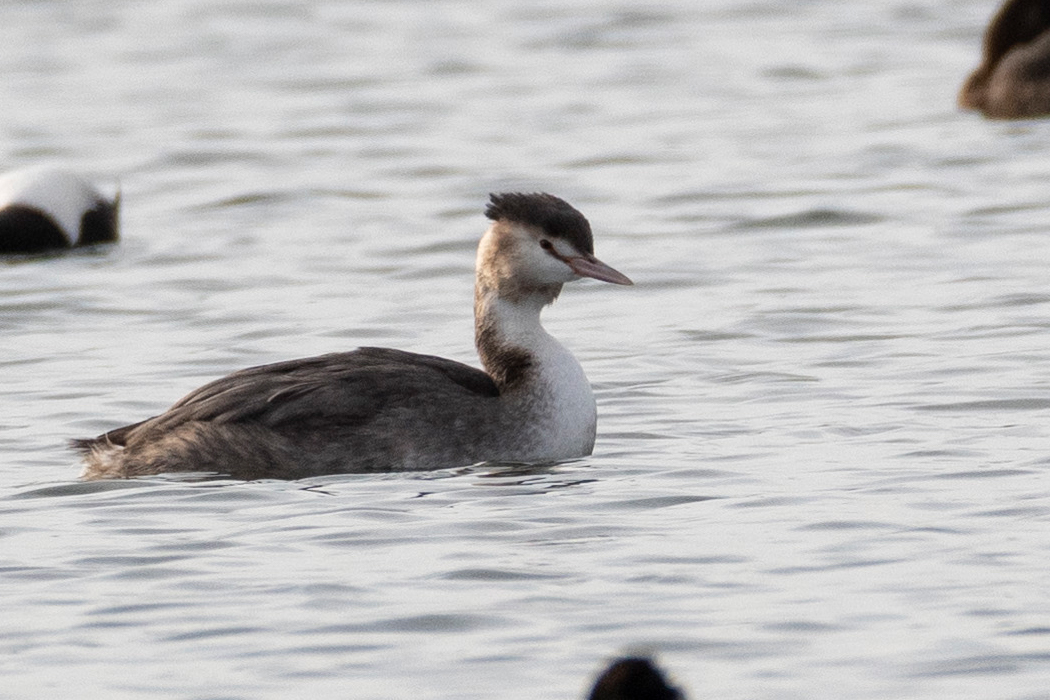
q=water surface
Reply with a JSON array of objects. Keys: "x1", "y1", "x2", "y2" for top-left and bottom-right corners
[{"x1": 3, "y1": 1, "x2": 1050, "y2": 698}]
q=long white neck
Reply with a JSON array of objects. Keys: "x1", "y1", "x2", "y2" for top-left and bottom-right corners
[
  {"x1": 473, "y1": 280, "x2": 597, "y2": 459},
  {"x1": 474, "y1": 285, "x2": 547, "y2": 388}
]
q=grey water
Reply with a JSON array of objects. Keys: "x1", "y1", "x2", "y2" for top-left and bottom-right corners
[{"x1": 3, "y1": 1, "x2": 1050, "y2": 698}]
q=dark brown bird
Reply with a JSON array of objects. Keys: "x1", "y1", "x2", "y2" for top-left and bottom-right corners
[
  {"x1": 587, "y1": 657, "x2": 684, "y2": 700},
  {"x1": 959, "y1": 0, "x2": 1050, "y2": 118}
]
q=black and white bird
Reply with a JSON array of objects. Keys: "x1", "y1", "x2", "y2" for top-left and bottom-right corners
[
  {"x1": 0, "y1": 166, "x2": 119, "y2": 253},
  {"x1": 75, "y1": 192, "x2": 631, "y2": 480}
]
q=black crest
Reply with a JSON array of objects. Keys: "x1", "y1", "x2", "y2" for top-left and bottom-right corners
[{"x1": 485, "y1": 192, "x2": 594, "y2": 254}]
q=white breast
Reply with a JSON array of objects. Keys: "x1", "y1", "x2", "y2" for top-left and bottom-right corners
[
  {"x1": 475, "y1": 285, "x2": 599, "y2": 461},
  {"x1": 512, "y1": 329, "x2": 597, "y2": 459}
]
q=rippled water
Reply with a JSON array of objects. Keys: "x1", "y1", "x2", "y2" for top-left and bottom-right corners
[{"x1": 3, "y1": 1, "x2": 1050, "y2": 698}]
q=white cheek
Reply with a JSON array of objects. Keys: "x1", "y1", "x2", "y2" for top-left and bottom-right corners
[{"x1": 526, "y1": 243, "x2": 575, "y2": 284}]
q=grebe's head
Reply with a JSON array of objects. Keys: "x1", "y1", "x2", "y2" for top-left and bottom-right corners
[{"x1": 477, "y1": 192, "x2": 631, "y2": 301}]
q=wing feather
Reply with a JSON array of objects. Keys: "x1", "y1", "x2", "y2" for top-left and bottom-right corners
[{"x1": 76, "y1": 348, "x2": 498, "y2": 450}]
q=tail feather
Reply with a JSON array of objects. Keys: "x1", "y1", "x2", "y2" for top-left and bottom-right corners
[
  {"x1": 69, "y1": 436, "x2": 101, "y2": 452},
  {"x1": 74, "y1": 439, "x2": 129, "y2": 480}
]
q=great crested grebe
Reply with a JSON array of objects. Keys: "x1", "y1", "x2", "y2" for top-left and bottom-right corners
[
  {"x1": 75, "y1": 192, "x2": 631, "y2": 480},
  {"x1": 0, "y1": 166, "x2": 118, "y2": 253}
]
